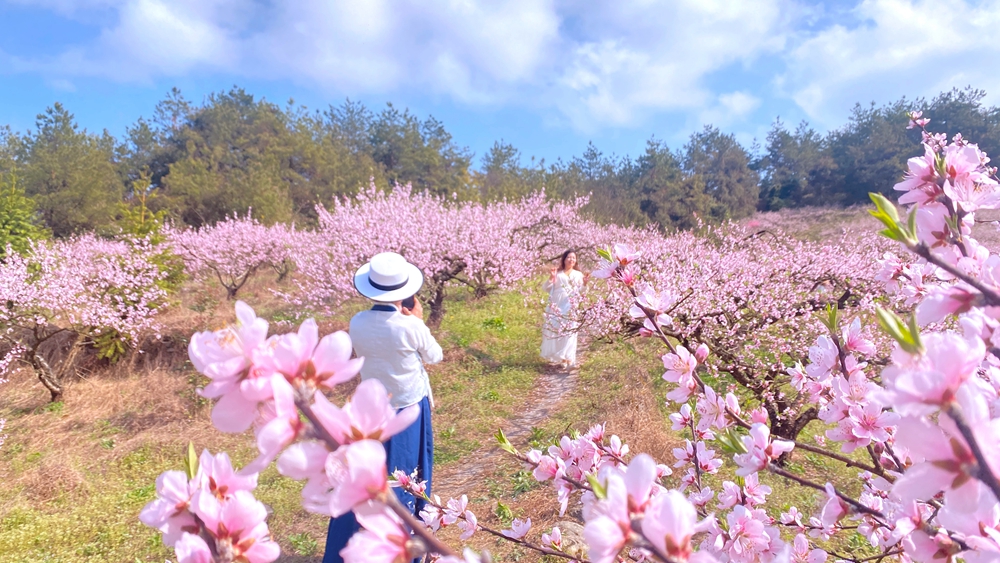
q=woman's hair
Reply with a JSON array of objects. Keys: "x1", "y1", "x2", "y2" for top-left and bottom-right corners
[{"x1": 558, "y1": 249, "x2": 577, "y2": 272}]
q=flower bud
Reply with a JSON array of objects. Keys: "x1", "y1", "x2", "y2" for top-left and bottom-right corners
[{"x1": 695, "y1": 343, "x2": 710, "y2": 363}]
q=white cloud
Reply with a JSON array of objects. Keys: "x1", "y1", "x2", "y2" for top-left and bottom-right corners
[
  {"x1": 781, "y1": 0, "x2": 1000, "y2": 127},
  {"x1": 549, "y1": 0, "x2": 792, "y2": 130},
  {"x1": 5, "y1": 0, "x2": 248, "y2": 81},
  {"x1": 244, "y1": 0, "x2": 561, "y2": 102},
  {"x1": 3, "y1": 0, "x2": 795, "y2": 130}
]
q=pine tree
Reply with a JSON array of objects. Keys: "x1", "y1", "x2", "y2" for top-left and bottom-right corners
[{"x1": 0, "y1": 170, "x2": 46, "y2": 258}]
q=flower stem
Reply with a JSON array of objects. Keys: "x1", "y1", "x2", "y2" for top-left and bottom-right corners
[{"x1": 945, "y1": 402, "x2": 1000, "y2": 504}]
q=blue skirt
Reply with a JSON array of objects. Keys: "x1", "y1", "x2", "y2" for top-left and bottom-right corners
[{"x1": 322, "y1": 395, "x2": 433, "y2": 563}]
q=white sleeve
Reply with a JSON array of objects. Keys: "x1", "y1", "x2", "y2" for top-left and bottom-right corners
[{"x1": 414, "y1": 322, "x2": 443, "y2": 365}]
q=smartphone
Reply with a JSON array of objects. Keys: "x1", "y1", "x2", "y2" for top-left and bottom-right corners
[{"x1": 401, "y1": 295, "x2": 415, "y2": 310}]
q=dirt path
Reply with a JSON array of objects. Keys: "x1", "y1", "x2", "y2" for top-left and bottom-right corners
[{"x1": 432, "y1": 349, "x2": 582, "y2": 499}]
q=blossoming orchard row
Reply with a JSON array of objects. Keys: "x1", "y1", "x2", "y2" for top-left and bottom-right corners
[{"x1": 135, "y1": 116, "x2": 1000, "y2": 563}]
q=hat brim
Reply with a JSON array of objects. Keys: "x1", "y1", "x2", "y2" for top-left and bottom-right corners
[{"x1": 353, "y1": 262, "x2": 424, "y2": 302}]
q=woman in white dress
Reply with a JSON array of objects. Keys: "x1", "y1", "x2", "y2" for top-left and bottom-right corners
[{"x1": 541, "y1": 250, "x2": 587, "y2": 368}]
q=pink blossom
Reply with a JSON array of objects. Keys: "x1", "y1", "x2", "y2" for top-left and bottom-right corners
[
  {"x1": 894, "y1": 145, "x2": 940, "y2": 205},
  {"x1": 390, "y1": 469, "x2": 427, "y2": 497},
  {"x1": 191, "y1": 489, "x2": 280, "y2": 563},
  {"x1": 611, "y1": 243, "x2": 641, "y2": 266},
  {"x1": 640, "y1": 490, "x2": 703, "y2": 561},
  {"x1": 917, "y1": 285, "x2": 980, "y2": 325},
  {"x1": 819, "y1": 483, "x2": 848, "y2": 527},
  {"x1": 254, "y1": 319, "x2": 362, "y2": 389},
  {"x1": 443, "y1": 495, "x2": 470, "y2": 525},
  {"x1": 190, "y1": 301, "x2": 269, "y2": 433},
  {"x1": 907, "y1": 110, "x2": 930, "y2": 130},
  {"x1": 583, "y1": 514, "x2": 628, "y2": 563},
  {"x1": 725, "y1": 505, "x2": 771, "y2": 561},
  {"x1": 325, "y1": 440, "x2": 390, "y2": 517},
  {"x1": 583, "y1": 471, "x2": 631, "y2": 563},
  {"x1": 841, "y1": 318, "x2": 876, "y2": 356},
  {"x1": 892, "y1": 411, "x2": 998, "y2": 513},
  {"x1": 419, "y1": 499, "x2": 443, "y2": 531},
  {"x1": 174, "y1": 533, "x2": 214, "y2": 563},
  {"x1": 717, "y1": 481, "x2": 742, "y2": 510},
  {"x1": 139, "y1": 470, "x2": 198, "y2": 547},
  {"x1": 312, "y1": 379, "x2": 420, "y2": 444},
  {"x1": 882, "y1": 332, "x2": 986, "y2": 415},
  {"x1": 242, "y1": 375, "x2": 306, "y2": 474},
  {"x1": 277, "y1": 441, "x2": 330, "y2": 482},
  {"x1": 663, "y1": 346, "x2": 698, "y2": 402},
  {"x1": 457, "y1": 510, "x2": 478, "y2": 540},
  {"x1": 791, "y1": 534, "x2": 827, "y2": 563},
  {"x1": 734, "y1": 423, "x2": 794, "y2": 476},
  {"x1": 340, "y1": 502, "x2": 410, "y2": 563},
  {"x1": 695, "y1": 343, "x2": 710, "y2": 363},
  {"x1": 193, "y1": 450, "x2": 258, "y2": 500},
  {"x1": 541, "y1": 526, "x2": 563, "y2": 549},
  {"x1": 846, "y1": 402, "x2": 898, "y2": 447},
  {"x1": 167, "y1": 213, "x2": 296, "y2": 299},
  {"x1": 502, "y1": 517, "x2": 532, "y2": 540},
  {"x1": 743, "y1": 473, "x2": 771, "y2": 506},
  {"x1": 670, "y1": 404, "x2": 693, "y2": 430}
]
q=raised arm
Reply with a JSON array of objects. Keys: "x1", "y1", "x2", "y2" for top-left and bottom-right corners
[{"x1": 542, "y1": 267, "x2": 558, "y2": 292}]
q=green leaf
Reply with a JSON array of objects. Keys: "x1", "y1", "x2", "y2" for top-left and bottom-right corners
[
  {"x1": 868, "y1": 193, "x2": 917, "y2": 245},
  {"x1": 906, "y1": 312, "x2": 924, "y2": 354},
  {"x1": 817, "y1": 303, "x2": 840, "y2": 332},
  {"x1": 875, "y1": 307, "x2": 924, "y2": 354},
  {"x1": 586, "y1": 473, "x2": 607, "y2": 500},
  {"x1": 494, "y1": 501, "x2": 513, "y2": 524},
  {"x1": 495, "y1": 428, "x2": 517, "y2": 455},
  {"x1": 596, "y1": 247, "x2": 613, "y2": 262},
  {"x1": 183, "y1": 442, "x2": 199, "y2": 480},
  {"x1": 716, "y1": 428, "x2": 748, "y2": 455}
]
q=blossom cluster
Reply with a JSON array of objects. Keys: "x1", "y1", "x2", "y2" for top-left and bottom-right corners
[
  {"x1": 581, "y1": 222, "x2": 892, "y2": 446},
  {"x1": 139, "y1": 449, "x2": 279, "y2": 563},
  {"x1": 0, "y1": 234, "x2": 166, "y2": 398},
  {"x1": 539, "y1": 119, "x2": 1000, "y2": 562},
  {"x1": 290, "y1": 182, "x2": 593, "y2": 322},
  {"x1": 166, "y1": 213, "x2": 297, "y2": 299}
]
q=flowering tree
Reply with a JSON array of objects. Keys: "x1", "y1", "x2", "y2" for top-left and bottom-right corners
[
  {"x1": 578, "y1": 223, "x2": 891, "y2": 444},
  {"x1": 292, "y1": 184, "x2": 591, "y2": 326},
  {"x1": 167, "y1": 214, "x2": 295, "y2": 299},
  {"x1": 0, "y1": 235, "x2": 166, "y2": 401},
  {"x1": 144, "y1": 118, "x2": 1000, "y2": 563}
]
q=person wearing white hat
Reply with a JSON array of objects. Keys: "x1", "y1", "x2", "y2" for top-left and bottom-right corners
[{"x1": 324, "y1": 252, "x2": 442, "y2": 563}]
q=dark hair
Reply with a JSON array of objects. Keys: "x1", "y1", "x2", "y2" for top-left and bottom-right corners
[{"x1": 559, "y1": 249, "x2": 577, "y2": 272}]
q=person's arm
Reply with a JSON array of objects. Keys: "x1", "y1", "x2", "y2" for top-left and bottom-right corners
[
  {"x1": 401, "y1": 298, "x2": 443, "y2": 364},
  {"x1": 542, "y1": 267, "x2": 557, "y2": 292},
  {"x1": 414, "y1": 323, "x2": 443, "y2": 365}
]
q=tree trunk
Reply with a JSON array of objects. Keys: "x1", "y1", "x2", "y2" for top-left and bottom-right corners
[
  {"x1": 31, "y1": 351, "x2": 62, "y2": 402},
  {"x1": 427, "y1": 285, "x2": 447, "y2": 329}
]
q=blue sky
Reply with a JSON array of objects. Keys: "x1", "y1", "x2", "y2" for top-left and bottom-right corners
[{"x1": 2, "y1": 0, "x2": 999, "y2": 167}]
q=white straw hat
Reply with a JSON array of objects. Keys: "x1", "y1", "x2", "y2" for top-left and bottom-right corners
[{"x1": 353, "y1": 252, "x2": 424, "y2": 302}]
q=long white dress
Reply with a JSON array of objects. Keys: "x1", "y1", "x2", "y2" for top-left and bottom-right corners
[{"x1": 541, "y1": 269, "x2": 584, "y2": 365}]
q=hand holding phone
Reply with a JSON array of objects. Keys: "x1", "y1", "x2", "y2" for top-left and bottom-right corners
[{"x1": 401, "y1": 295, "x2": 423, "y2": 319}]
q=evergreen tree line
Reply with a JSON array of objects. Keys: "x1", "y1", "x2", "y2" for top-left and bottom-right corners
[{"x1": 1, "y1": 86, "x2": 998, "y2": 241}]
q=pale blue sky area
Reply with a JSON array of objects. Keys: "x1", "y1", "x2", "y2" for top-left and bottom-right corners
[{"x1": 1, "y1": 0, "x2": 997, "y2": 167}]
